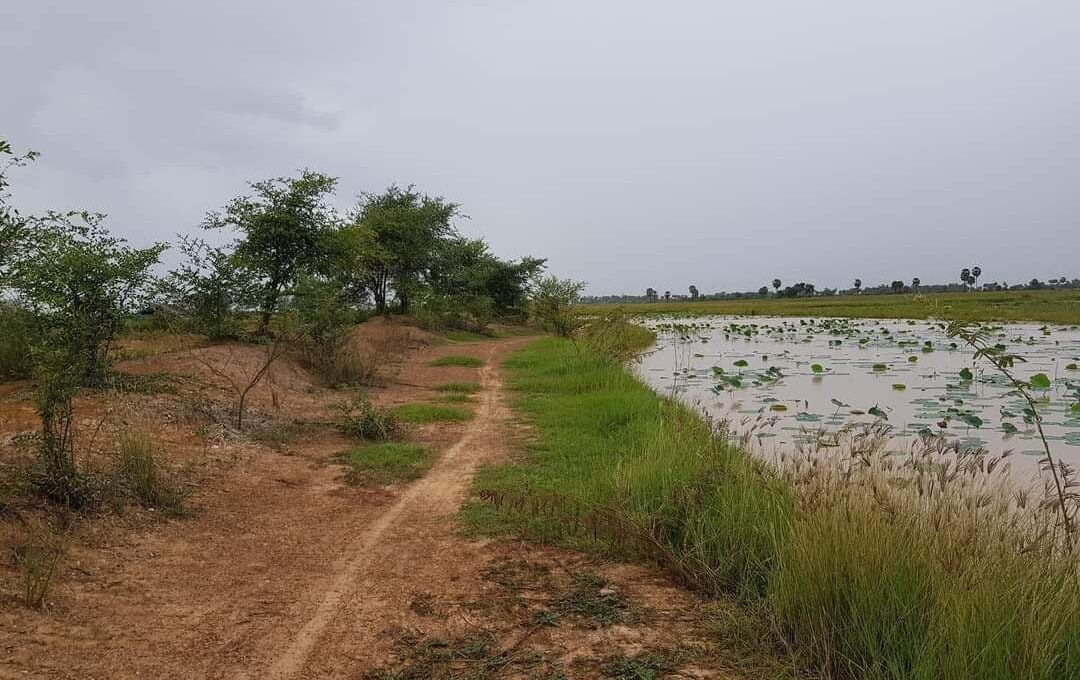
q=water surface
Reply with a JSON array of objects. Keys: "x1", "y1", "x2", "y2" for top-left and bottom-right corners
[{"x1": 637, "y1": 316, "x2": 1080, "y2": 470}]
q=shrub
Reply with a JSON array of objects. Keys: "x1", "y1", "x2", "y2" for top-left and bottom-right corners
[
  {"x1": 12, "y1": 535, "x2": 64, "y2": 609},
  {"x1": 158, "y1": 235, "x2": 258, "y2": 340},
  {"x1": 337, "y1": 394, "x2": 400, "y2": 440},
  {"x1": 0, "y1": 302, "x2": 32, "y2": 380}
]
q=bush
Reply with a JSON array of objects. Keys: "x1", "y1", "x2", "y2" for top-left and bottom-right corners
[
  {"x1": 336, "y1": 393, "x2": 400, "y2": 440},
  {"x1": 158, "y1": 235, "x2": 258, "y2": 340},
  {"x1": 0, "y1": 302, "x2": 32, "y2": 380}
]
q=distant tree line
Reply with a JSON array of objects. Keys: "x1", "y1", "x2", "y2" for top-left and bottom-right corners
[{"x1": 584, "y1": 267, "x2": 1080, "y2": 304}]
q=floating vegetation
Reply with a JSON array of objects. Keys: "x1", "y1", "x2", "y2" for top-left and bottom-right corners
[{"x1": 643, "y1": 315, "x2": 1080, "y2": 468}]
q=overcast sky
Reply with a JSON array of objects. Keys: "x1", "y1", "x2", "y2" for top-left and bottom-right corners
[{"x1": 3, "y1": 1, "x2": 1078, "y2": 294}]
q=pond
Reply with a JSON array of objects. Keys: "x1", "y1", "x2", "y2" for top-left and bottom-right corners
[{"x1": 637, "y1": 316, "x2": 1080, "y2": 471}]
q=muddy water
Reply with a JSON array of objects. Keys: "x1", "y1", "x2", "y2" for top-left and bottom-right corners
[{"x1": 637, "y1": 316, "x2": 1080, "y2": 470}]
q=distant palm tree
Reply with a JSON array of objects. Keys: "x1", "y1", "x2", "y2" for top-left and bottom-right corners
[
  {"x1": 961, "y1": 268, "x2": 971, "y2": 289},
  {"x1": 664, "y1": 290, "x2": 671, "y2": 301},
  {"x1": 645, "y1": 287, "x2": 657, "y2": 302},
  {"x1": 688, "y1": 285, "x2": 699, "y2": 300},
  {"x1": 912, "y1": 277, "x2": 920, "y2": 289},
  {"x1": 853, "y1": 278, "x2": 862, "y2": 293},
  {"x1": 772, "y1": 278, "x2": 782, "y2": 294},
  {"x1": 972, "y1": 266, "x2": 982, "y2": 289}
]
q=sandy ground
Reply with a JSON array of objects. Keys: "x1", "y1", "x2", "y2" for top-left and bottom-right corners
[{"x1": 0, "y1": 326, "x2": 742, "y2": 679}]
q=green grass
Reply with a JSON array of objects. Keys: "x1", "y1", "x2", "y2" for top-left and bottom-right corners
[
  {"x1": 392, "y1": 403, "x2": 472, "y2": 423},
  {"x1": 581, "y1": 289, "x2": 1080, "y2": 324},
  {"x1": 467, "y1": 335, "x2": 1080, "y2": 680},
  {"x1": 429, "y1": 354, "x2": 484, "y2": 367},
  {"x1": 341, "y1": 442, "x2": 432, "y2": 485},
  {"x1": 434, "y1": 381, "x2": 481, "y2": 394},
  {"x1": 465, "y1": 337, "x2": 790, "y2": 596},
  {"x1": 433, "y1": 393, "x2": 471, "y2": 403}
]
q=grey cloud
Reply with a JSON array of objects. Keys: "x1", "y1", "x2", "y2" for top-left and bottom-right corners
[{"x1": 3, "y1": 1, "x2": 1078, "y2": 293}]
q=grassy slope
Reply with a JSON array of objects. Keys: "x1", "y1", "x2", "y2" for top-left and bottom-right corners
[
  {"x1": 581, "y1": 289, "x2": 1080, "y2": 324},
  {"x1": 467, "y1": 337, "x2": 1080, "y2": 680}
]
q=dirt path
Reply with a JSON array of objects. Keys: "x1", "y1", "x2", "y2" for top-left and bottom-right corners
[
  {"x1": 2, "y1": 335, "x2": 740, "y2": 679},
  {"x1": 252, "y1": 344, "x2": 508, "y2": 680}
]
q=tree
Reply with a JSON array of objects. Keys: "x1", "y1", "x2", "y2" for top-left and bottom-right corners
[
  {"x1": 425, "y1": 235, "x2": 545, "y2": 323},
  {"x1": 352, "y1": 186, "x2": 460, "y2": 314},
  {"x1": 890, "y1": 280, "x2": 905, "y2": 293},
  {"x1": 971, "y1": 266, "x2": 982, "y2": 289},
  {"x1": 758, "y1": 286, "x2": 769, "y2": 296},
  {"x1": 645, "y1": 287, "x2": 657, "y2": 302},
  {"x1": 912, "y1": 277, "x2": 920, "y2": 289},
  {"x1": 777, "y1": 282, "x2": 815, "y2": 298},
  {"x1": 961, "y1": 268, "x2": 971, "y2": 288},
  {"x1": 5, "y1": 212, "x2": 164, "y2": 506},
  {"x1": 204, "y1": 171, "x2": 338, "y2": 335},
  {"x1": 160, "y1": 235, "x2": 258, "y2": 339},
  {"x1": 688, "y1": 285, "x2": 699, "y2": 300},
  {"x1": 772, "y1": 278, "x2": 782, "y2": 293},
  {"x1": 0, "y1": 140, "x2": 39, "y2": 279},
  {"x1": 664, "y1": 290, "x2": 671, "y2": 301},
  {"x1": 532, "y1": 276, "x2": 585, "y2": 337}
]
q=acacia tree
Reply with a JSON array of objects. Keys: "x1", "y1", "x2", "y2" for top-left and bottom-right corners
[
  {"x1": 351, "y1": 186, "x2": 460, "y2": 314},
  {"x1": 204, "y1": 171, "x2": 338, "y2": 335}
]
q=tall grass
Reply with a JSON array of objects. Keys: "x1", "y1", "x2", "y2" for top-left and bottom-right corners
[{"x1": 470, "y1": 335, "x2": 1080, "y2": 680}]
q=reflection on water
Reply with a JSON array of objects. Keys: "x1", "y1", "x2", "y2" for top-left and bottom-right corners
[{"x1": 636, "y1": 316, "x2": 1080, "y2": 471}]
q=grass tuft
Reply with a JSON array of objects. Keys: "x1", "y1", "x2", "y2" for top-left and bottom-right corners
[
  {"x1": 115, "y1": 432, "x2": 185, "y2": 514},
  {"x1": 429, "y1": 354, "x2": 484, "y2": 367},
  {"x1": 434, "y1": 381, "x2": 481, "y2": 394},
  {"x1": 342, "y1": 442, "x2": 432, "y2": 485},
  {"x1": 392, "y1": 403, "x2": 472, "y2": 423}
]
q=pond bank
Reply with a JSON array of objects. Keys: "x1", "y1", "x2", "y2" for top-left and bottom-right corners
[{"x1": 468, "y1": 335, "x2": 1080, "y2": 680}]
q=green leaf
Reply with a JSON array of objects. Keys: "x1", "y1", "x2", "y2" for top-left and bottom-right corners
[
  {"x1": 958, "y1": 367, "x2": 973, "y2": 381},
  {"x1": 1030, "y1": 373, "x2": 1052, "y2": 390},
  {"x1": 734, "y1": 359, "x2": 748, "y2": 367},
  {"x1": 810, "y1": 363, "x2": 824, "y2": 374}
]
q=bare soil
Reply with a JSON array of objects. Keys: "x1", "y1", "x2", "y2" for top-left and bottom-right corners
[{"x1": 0, "y1": 324, "x2": 743, "y2": 679}]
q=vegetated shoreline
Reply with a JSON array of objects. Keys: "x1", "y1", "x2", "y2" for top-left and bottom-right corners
[
  {"x1": 466, "y1": 331, "x2": 1080, "y2": 680},
  {"x1": 580, "y1": 289, "x2": 1080, "y2": 325}
]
